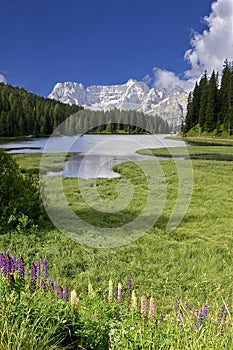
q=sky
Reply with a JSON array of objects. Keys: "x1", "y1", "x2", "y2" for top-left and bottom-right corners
[{"x1": 0, "y1": 0, "x2": 233, "y2": 96}]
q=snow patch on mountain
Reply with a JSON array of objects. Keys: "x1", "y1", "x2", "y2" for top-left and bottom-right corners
[{"x1": 48, "y1": 79, "x2": 188, "y2": 128}]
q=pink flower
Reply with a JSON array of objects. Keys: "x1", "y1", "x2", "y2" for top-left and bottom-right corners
[
  {"x1": 141, "y1": 296, "x2": 147, "y2": 318},
  {"x1": 149, "y1": 297, "x2": 155, "y2": 319}
]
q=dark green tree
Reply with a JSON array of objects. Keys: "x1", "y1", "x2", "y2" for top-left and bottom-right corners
[
  {"x1": 198, "y1": 71, "x2": 209, "y2": 129},
  {"x1": 205, "y1": 70, "x2": 219, "y2": 131}
]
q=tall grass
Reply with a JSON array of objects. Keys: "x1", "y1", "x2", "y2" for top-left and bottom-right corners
[
  {"x1": 2, "y1": 145, "x2": 233, "y2": 348},
  {"x1": 0, "y1": 252, "x2": 232, "y2": 349}
]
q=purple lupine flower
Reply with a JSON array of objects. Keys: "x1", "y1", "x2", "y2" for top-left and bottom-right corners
[
  {"x1": 18, "y1": 257, "x2": 25, "y2": 280},
  {"x1": 49, "y1": 277, "x2": 55, "y2": 292},
  {"x1": 63, "y1": 286, "x2": 69, "y2": 301},
  {"x1": 0, "y1": 253, "x2": 4, "y2": 269},
  {"x1": 218, "y1": 303, "x2": 227, "y2": 326},
  {"x1": 57, "y1": 286, "x2": 63, "y2": 300},
  {"x1": 175, "y1": 299, "x2": 180, "y2": 307},
  {"x1": 178, "y1": 313, "x2": 183, "y2": 327},
  {"x1": 114, "y1": 286, "x2": 118, "y2": 299},
  {"x1": 3, "y1": 253, "x2": 12, "y2": 276},
  {"x1": 39, "y1": 279, "x2": 46, "y2": 290},
  {"x1": 35, "y1": 261, "x2": 40, "y2": 277},
  {"x1": 202, "y1": 304, "x2": 208, "y2": 317},
  {"x1": 11, "y1": 255, "x2": 18, "y2": 272},
  {"x1": 197, "y1": 311, "x2": 205, "y2": 329},
  {"x1": 218, "y1": 316, "x2": 222, "y2": 325},
  {"x1": 31, "y1": 262, "x2": 37, "y2": 289},
  {"x1": 42, "y1": 258, "x2": 48, "y2": 279},
  {"x1": 126, "y1": 277, "x2": 132, "y2": 295}
]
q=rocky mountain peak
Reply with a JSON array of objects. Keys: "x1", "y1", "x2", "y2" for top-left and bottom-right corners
[{"x1": 48, "y1": 79, "x2": 188, "y2": 129}]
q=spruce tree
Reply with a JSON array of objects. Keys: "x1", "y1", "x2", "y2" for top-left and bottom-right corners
[
  {"x1": 205, "y1": 70, "x2": 219, "y2": 131},
  {"x1": 198, "y1": 71, "x2": 209, "y2": 129},
  {"x1": 220, "y1": 60, "x2": 233, "y2": 127}
]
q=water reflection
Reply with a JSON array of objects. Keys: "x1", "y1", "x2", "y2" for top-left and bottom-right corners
[{"x1": 1, "y1": 134, "x2": 188, "y2": 178}]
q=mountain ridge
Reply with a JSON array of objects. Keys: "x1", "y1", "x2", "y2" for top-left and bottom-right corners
[{"x1": 48, "y1": 79, "x2": 188, "y2": 129}]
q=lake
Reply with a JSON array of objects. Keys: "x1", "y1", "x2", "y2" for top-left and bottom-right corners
[{"x1": 1, "y1": 134, "x2": 187, "y2": 178}]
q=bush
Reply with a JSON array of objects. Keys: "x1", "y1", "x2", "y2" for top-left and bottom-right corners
[{"x1": 0, "y1": 149, "x2": 43, "y2": 230}]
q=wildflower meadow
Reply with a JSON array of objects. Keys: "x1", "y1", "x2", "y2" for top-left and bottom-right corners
[{"x1": 0, "y1": 251, "x2": 232, "y2": 349}]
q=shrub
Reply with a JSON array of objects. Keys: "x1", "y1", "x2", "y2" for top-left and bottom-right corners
[{"x1": 0, "y1": 149, "x2": 43, "y2": 230}]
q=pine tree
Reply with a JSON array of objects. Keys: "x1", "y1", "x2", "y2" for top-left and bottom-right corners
[
  {"x1": 220, "y1": 59, "x2": 232, "y2": 124},
  {"x1": 205, "y1": 70, "x2": 219, "y2": 131},
  {"x1": 198, "y1": 71, "x2": 209, "y2": 129}
]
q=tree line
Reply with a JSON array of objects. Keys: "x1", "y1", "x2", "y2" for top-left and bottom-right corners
[
  {"x1": 0, "y1": 82, "x2": 169, "y2": 137},
  {"x1": 183, "y1": 59, "x2": 233, "y2": 134},
  {"x1": 0, "y1": 83, "x2": 83, "y2": 137},
  {"x1": 63, "y1": 109, "x2": 170, "y2": 135}
]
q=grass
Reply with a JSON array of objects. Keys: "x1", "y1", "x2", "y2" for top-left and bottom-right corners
[
  {"x1": 12, "y1": 152, "x2": 71, "y2": 173},
  {"x1": 5, "y1": 148, "x2": 233, "y2": 301},
  {"x1": 137, "y1": 145, "x2": 233, "y2": 160},
  {"x1": 1, "y1": 144, "x2": 233, "y2": 348},
  {"x1": 1, "y1": 253, "x2": 232, "y2": 349}
]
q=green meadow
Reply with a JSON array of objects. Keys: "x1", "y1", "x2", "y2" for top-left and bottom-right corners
[
  {"x1": 9, "y1": 146, "x2": 233, "y2": 302},
  {"x1": 0, "y1": 143, "x2": 233, "y2": 348}
]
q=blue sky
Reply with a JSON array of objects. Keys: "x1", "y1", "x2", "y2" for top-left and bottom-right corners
[{"x1": 0, "y1": 0, "x2": 232, "y2": 96}]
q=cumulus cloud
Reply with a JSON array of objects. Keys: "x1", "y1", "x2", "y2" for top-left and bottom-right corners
[
  {"x1": 0, "y1": 74, "x2": 7, "y2": 84},
  {"x1": 153, "y1": 68, "x2": 195, "y2": 92},
  {"x1": 153, "y1": 0, "x2": 233, "y2": 91}
]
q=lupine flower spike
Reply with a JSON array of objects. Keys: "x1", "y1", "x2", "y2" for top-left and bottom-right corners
[
  {"x1": 42, "y1": 258, "x2": 48, "y2": 279},
  {"x1": 70, "y1": 290, "x2": 79, "y2": 311},
  {"x1": 131, "y1": 290, "x2": 137, "y2": 310},
  {"x1": 149, "y1": 297, "x2": 155, "y2": 319},
  {"x1": 49, "y1": 277, "x2": 55, "y2": 292},
  {"x1": 126, "y1": 276, "x2": 132, "y2": 295},
  {"x1": 31, "y1": 262, "x2": 37, "y2": 289},
  {"x1": 63, "y1": 286, "x2": 69, "y2": 301},
  {"x1": 117, "y1": 282, "x2": 122, "y2": 303},
  {"x1": 39, "y1": 279, "x2": 46, "y2": 290},
  {"x1": 141, "y1": 295, "x2": 147, "y2": 319},
  {"x1": 18, "y1": 257, "x2": 25, "y2": 280},
  {"x1": 108, "y1": 278, "x2": 113, "y2": 303}
]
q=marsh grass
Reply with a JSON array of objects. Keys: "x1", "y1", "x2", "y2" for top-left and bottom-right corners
[
  {"x1": 13, "y1": 152, "x2": 71, "y2": 174},
  {"x1": 2, "y1": 145, "x2": 233, "y2": 347},
  {"x1": 5, "y1": 147, "x2": 233, "y2": 309},
  {"x1": 137, "y1": 145, "x2": 233, "y2": 160}
]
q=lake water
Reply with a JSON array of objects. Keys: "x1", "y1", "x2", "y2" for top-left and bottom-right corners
[{"x1": 1, "y1": 134, "x2": 187, "y2": 178}]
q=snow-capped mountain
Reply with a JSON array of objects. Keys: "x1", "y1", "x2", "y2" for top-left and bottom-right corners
[{"x1": 48, "y1": 79, "x2": 188, "y2": 128}]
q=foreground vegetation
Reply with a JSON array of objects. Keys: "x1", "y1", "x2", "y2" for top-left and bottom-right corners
[
  {"x1": 0, "y1": 252, "x2": 232, "y2": 349},
  {"x1": 1, "y1": 142, "x2": 233, "y2": 348}
]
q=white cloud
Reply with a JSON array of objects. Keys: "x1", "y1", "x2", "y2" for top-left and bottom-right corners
[
  {"x1": 153, "y1": 0, "x2": 233, "y2": 92},
  {"x1": 153, "y1": 68, "x2": 195, "y2": 92},
  {"x1": 0, "y1": 74, "x2": 7, "y2": 84}
]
